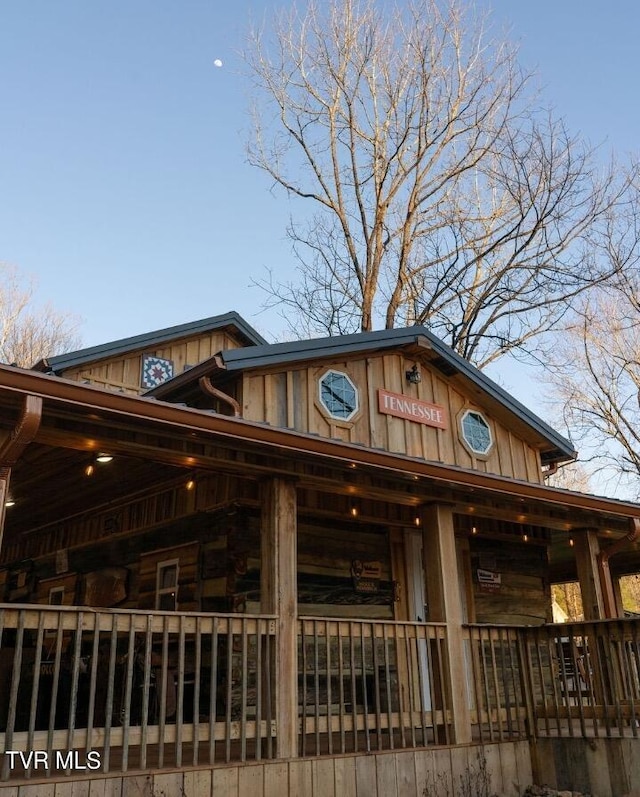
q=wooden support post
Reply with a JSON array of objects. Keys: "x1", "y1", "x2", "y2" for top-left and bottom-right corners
[
  {"x1": 0, "y1": 468, "x2": 9, "y2": 552},
  {"x1": 574, "y1": 530, "x2": 606, "y2": 620},
  {"x1": 261, "y1": 477, "x2": 298, "y2": 759},
  {"x1": 421, "y1": 504, "x2": 472, "y2": 744}
]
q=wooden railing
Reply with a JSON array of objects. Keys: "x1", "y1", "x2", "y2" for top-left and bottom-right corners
[
  {"x1": 298, "y1": 617, "x2": 451, "y2": 755},
  {"x1": 3, "y1": 607, "x2": 640, "y2": 781},
  {"x1": 464, "y1": 625, "x2": 528, "y2": 742},
  {"x1": 519, "y1": 619, "x2": 640, "y2": 739},
  {"x1": 0, "y1": 606, "x2": 276, "y2": 780}
]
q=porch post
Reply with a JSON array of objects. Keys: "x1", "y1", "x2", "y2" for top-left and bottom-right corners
[
  {"x1": 422, "y1": 503, "x2": 472, "y2": 744},
  {"x1": 260, "y1": 477, "x2": 298, "y2": 759},
  {"x1": 574, "y1": 529, "x2": 606, "y2": 620},
  {"x1": 0, "y1": 468, "x2": 9, "y2": 551}
]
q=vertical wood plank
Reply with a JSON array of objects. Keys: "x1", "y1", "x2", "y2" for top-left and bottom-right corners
[
  {"x1": 354, "y1": 755, "x2": 377, "y2": 797},
  {"x1": 288, "y1": 760, "x2": 312, "y2": 797},
  {"x1": 395, "y1": 751, "x2": 417, "y2": 796},
  {"x1": 376, "y1": 753, "x2": 397, "y2": 796},
  {"x1": 263, "y1": 761, "x2": 289, "y2": 797},
  {"x1": 312, "y1": 758, "x2": 335, "y2": 797},
  {"x1": 238, "y1": 764, "x2": 265, "y2": 797},
  {"x1": 213, "y1": 766, "x2": 240, "y2": 797},
  {"x1": 334, "y1": 756, "x2": 357, "y2": 797},
  {"x1": 500, "y1": 743, "x2": 520, "y2": 797}
]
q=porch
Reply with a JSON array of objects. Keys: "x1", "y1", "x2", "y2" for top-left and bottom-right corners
[{"x1": 1, "y1": 604, "x2": 639, "y2": 783}]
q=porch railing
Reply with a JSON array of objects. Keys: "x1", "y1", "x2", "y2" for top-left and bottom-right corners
[
  {"x1": 519, "y1": 619, "x2": 640, "y2": 739},
  {"x1": 298, "y1": 617, "x2": 451, "y2": 756},
  {"x1": 0, "y1": 605, "x2": 276, "y2": 780},
  {"x1": 2, "y1": 606, "x2": 640, "y2": 781},
  {"x1": 464, "y1": 624, "x2": 528, "y2": 743}
]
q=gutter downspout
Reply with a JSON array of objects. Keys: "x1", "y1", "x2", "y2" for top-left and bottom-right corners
[
  {"x1": 597, "y1": 517, "x2": 640, "y2": 617},
  {"x1": 0, "y1": 394, "x2": 43, "y2": 549},
  {"x1": 198, "y1": 357, "x2": 241, "y2": 417}
]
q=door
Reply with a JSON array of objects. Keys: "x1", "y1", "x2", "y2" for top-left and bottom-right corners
[{"x1": 405, "y1": 530, "x2": 432, "y2": 711}]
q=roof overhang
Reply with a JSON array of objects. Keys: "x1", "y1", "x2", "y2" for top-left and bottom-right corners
[{"x1": 0, "y1": 365, "x2": 637, "y2": 536}]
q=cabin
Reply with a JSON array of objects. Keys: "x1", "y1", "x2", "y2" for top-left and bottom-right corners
[{"x1": 1, "y1": 312, "x2": 640, "y2": 797}]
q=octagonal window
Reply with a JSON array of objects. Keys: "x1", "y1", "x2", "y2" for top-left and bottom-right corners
[
  {"x1": 460, "y1": 410, "x2": 493, "y2": 455},
  {"x1": 319, "y1": 370, "x2": 358, "y2": 421}
]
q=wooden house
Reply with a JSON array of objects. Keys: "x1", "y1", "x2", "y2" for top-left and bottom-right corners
[{"x1": 1, "y1": 314, "x2": 640, "y2": 796}]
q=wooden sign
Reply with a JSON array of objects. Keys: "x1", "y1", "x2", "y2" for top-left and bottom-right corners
[
  {"x1": 377, "y1": 389, "x2": 448, "y2": 429},
  {"x1": 352, "y1": 559, "x2": 381, "y2": 594}
]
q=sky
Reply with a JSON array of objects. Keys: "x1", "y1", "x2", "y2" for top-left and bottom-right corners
[{"x1": 0, "y1": 1, "x2": 638, "y2": 416}]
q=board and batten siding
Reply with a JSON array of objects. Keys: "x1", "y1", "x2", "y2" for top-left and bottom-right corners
[
  {"x1": 240, "y1": 353, "x2": 543, "y2": 483},
  {"x1": 60, "y1": 330, "x2": 246, "y2": 394}
]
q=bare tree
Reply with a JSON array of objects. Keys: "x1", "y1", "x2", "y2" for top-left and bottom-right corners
[
  {"x1": 547, "y1": 250, "x2": 640, "y2": 495},
  {"x1": 247, "y1": 0, "x2": 633, "y2": 367},
  {"x1": 0, "y1": 264, "x2": 81, "y2": 367}
]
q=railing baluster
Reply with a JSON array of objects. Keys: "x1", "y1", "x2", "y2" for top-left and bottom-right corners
[
  {"x1": 240, "y1": 617, "x2": 248, "y2": 762},
  {"x1": 209, "y1": 616, "x2": 219, "y2": 765},
  {"x1": 176, "y1": 614, "x2": 186, "y2": 767},
  {"x1": 158, "y1": 614, "x2": 169, "y2": 769},
  {"x1": 193, "y1": 615, "x2": 202, "y2": 766},
  {"x1": 1, "y1": 609, "x2": 25, "y2": 781},
  {"x1": 26, "y1": 612, "x2": 46, "y2": 775},
  {"x1": 338, "y1": 621, "x2": 346, "y2": 753}
]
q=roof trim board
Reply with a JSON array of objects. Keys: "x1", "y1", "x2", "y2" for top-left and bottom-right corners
[{"x1": 32, "y1": 311, "x2": 267, "y2": 373}]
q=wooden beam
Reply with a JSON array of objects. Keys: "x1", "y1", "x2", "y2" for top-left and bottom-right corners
[
  {"x1": 574, "y1": 530, "x2": 606, "y2": 620},
  {"x1": 260, "y1": 478, "x2": 298, "y2": 759},
  {"x1": 421, "y1": 504, "x2": 472, "y2": 744}
]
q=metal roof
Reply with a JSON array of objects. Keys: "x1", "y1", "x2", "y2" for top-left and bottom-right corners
[
  {"x1": 152, "y1": 325, "x2": 576, "y2": 463},
  {"x1": 32, "y1": 311, "x2": 267, "y2": 373}
]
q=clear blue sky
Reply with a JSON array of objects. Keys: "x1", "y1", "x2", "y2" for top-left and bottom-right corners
[{"x1": 1, "y1": 0, "x2": 638, "y2": 351}]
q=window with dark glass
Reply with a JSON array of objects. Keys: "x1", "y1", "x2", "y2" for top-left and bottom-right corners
[
  {"x1": 319, "y1": 370, "x2": 358, "y2": 420},
  {"x1": 461, "y1": 410, "x2": 493, "y2": 455}
]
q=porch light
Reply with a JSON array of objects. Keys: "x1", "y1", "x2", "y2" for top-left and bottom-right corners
[
  {"x1": 471, "y1": 526, "x2": 477, "y2": 535},
  {"x1": 405, "y1": 364, "x2": 421, "y2": 384},
  {"x1": 414, "y1": 516, "x2": 421, "y2": 527},
  {"x1": 522, "y1": 533, "x2": 529, "y2": 543},
  {"x1": 569, "y1": 537, "x2": 575, "y2": 547},
  {"x1": 85, "y1": 464, "x2": 95, "y2": 477},
  {"x1": 4, "y1": 497, "x2": 15, "y2": 508},
  {"x1": 350, "y1": 505, "x2": 358, "y2": 517},
  {"x1": 96, "y1": 453, "x2": 113, "y2": 463},
  {"x1": 185, "y1": 479, "x2": 195, "y2": 491}
]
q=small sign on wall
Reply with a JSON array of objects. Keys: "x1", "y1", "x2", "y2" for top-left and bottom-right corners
[
  {"x1": 351, "y1": 560, "x2": 381, "y2": 593},
  {"x1": 477, "y1": 568, "x2": 502, "y2": 592},
  {"x1": 377, "y1": 389, "x2": 448, "y2": 429}
]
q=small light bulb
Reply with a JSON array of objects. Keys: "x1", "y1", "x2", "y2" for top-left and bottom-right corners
[
  {"x1": 96, "y1": 453, "x2": 113, "y2": 463},
  {"x1": 185, "y1": 479, "x2": 195, "y2": 491},
  {"x1": 85, "y1": 464, "x2": 95, "y2": 477},
  {"x1": 350, "y1": 506, "x2": 358, "y2": 517}
]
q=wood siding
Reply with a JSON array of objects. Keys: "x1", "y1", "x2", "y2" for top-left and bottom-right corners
[
  {"x1": 240, "y1": 353, "x2": 543, "y2": 482},
  {"x1": 61, "y1": 329, "x2": 246, "y2": 394},
  {"x1": 0, "y1": 741, "x2": 533, "y2": 797}
]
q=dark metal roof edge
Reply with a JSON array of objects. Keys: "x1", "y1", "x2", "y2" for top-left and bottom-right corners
[
  {"x1": 33, "y1": 312, "x2": 267, "y2": 373},
  {"x1": 220, "y1": 326, "x2": 575, "y2": 460}
]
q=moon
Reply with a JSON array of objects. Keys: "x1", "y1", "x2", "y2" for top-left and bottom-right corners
[{"x1": 213, "y1": 59, "x2": 223, "y2": 68}]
